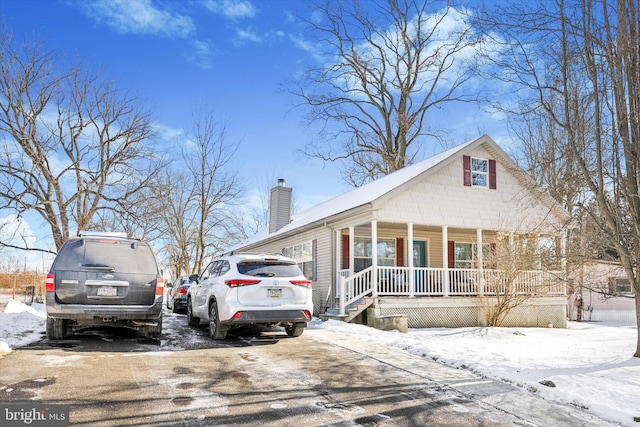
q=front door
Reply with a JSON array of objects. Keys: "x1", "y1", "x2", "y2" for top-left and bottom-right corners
[{"x1": 413, "y1": 241, "x2": 427, "y2": 292}]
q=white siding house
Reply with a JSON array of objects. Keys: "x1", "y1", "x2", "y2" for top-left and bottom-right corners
[{"x1": 230, "y1": 135, "x2": 570, "y2": 328}]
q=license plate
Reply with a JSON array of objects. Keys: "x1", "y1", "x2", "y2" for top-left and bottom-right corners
[
  {"x1": 97, "y1": 286, "x2": 117, "y2": 297},
  {"x1": 267, "y1": 288, "x2": 282, "y2": 298}
]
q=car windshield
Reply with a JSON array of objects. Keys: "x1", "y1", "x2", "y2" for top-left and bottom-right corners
[{"x1": 237, "y1": 261, "x2": 303, "y2": 278}]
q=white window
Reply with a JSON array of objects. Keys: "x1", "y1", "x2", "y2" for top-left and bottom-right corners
[
  {"x1": 284, "y1": 241, "x2": 315, "y2": 280},
  {"x1": 354, "y1": 237, "x2": 395, "y2": 272},
  {"x1": 471, "y1": 157, "x2": 489, "y2": 187},
  {"x1": 455, "y1": 242, "x2": 491, "y2": 268},
  {"x1": 608, "y1": 277, "x2": 633, "y2": 295}
]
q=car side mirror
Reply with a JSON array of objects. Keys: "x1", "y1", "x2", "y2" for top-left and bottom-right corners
[{"x1": 189, "y1": 274, "x2": 199, "y2": 284}]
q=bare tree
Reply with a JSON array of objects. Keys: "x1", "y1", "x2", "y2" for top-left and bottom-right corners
[
  {"x1": 149, "y1": 169, "x2": 197, "y2": 279},
  {"x1": 0, "y1": 28, "x2": 155, "y2": 251},
  {"x1": 482, "y1": 234, "x2": 561, "y2": 327},
  {"x1": 476, "y1": 0, "x2": 640, "y2": 356},
  {"x1": 290, "y1": 0, "x2": 486, "y2": 186},
  {"x1": 186, "y1": 108, "x2": 242, "y2": 274}
]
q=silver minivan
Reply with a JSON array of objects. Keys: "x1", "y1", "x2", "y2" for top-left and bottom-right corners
[{"x1": 45, "y1": 231, "x2": 164, "y2": 340}]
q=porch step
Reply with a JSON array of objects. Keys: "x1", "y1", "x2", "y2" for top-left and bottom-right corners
[{"x1": 320, "y1": 297, "x2": 375, "y2": 323}]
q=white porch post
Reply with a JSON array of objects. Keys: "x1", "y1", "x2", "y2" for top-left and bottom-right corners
[
  {"x1": 561, "y1": 232, "x2": 567, "y2": 294},
  {"x1": 334, "y1": 228, "x2": 341, "y2": 307},
  {"x1": 535, "y1": 233, "x2": 542, "y2": 269},
  {"x1": 477, "y1": 228, "x2": 484, "y2": 296},
  {"x1": 509, "y1": 232, "x2": 516, "y2": 294},
  {"x1": 442, "y1": 225, "x2": 450, "y2": 297},
  {"x1": 349, "y1": 226, "x2": 355, "y2": 278},
  {"x1": 408, "y1": 222, "x2": 414, "y2": 297},
  {"x1": 371, "y1": 220, "x2": 378, "y2": 297}
]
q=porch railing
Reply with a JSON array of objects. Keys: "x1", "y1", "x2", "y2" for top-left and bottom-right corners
[{"x1": 336, "y1": 266, "x2": 565, "y2": 316}]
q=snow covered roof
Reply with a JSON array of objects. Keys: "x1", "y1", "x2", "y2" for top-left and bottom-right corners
[{"x1": 234, "y1": 135, "x2": 485, "y2": 249}]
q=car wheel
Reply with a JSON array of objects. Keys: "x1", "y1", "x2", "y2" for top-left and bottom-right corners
[
  {"x1": 166, "y1": 295, "x2": 173, "y2": 310},
  {"x1": 187, "y1": 298, "x2": 199, "y2": 326},
  {"x1": 171, "y1": 297, "x2": 177, "y2": 313},
  {"x1": 208, "y1": 302, "x2": 227, "y2": 340},
  {"x1": 46, "y1": 316, "x2": 66, "y2": 340},
  {"x1": 285, "y1": 322, "x2": 305, "y2": 338},
  {"x1": 144, "y1": 316, "x2": 162, "y2": 339}
]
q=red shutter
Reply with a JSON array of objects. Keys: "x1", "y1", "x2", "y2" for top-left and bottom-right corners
[
  {"x1": 341, "y1": 234, "x2": 349, "y2": 269},
  {"x1": 448, "y1": 241, "x2": 456, "y2": 268},
  {"x1": 463, "y1": 155, "x2": 471, "y2": 186},
  {"x1": 397, "y1": 238, "x2": 404, "y2": 266},
  {"x1": 489, "y1": 159, "x2": 497, "y2": 189}
]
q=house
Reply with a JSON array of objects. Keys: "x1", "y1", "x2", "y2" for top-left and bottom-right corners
[
  {"x1": 568, "y1": 260, "x2": 636, "y2": 323},
  {"x1": 231, "y1": 135, "x2": 570, "y2": 328}
]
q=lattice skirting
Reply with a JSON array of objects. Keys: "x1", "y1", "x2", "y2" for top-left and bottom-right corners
[{"x1": 375, "y1": 297, "x2": 567, "y2": 328}]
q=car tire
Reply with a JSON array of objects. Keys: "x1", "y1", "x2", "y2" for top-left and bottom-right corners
[
  {"x1": 208, "y1": 302, "x2": 227, "y2": 340},
  {"x1": 144, "y1": 316, "x2": 162, "y2": 339},
  {"x1": 187, "y1": 299, "x2": 199, "y2": 326},
  {"x1": 166, "y1": 296, "x2": 173, "y2": 310},
  {"x1": 171, "y1": 298, "x2": 177, "y2": 313},
  {"x1": 46, "y1": 316, "x2": 66, "y2": 340},
  {"x1": 285, "y1": 322, "x2": 305, "y2": 337}
]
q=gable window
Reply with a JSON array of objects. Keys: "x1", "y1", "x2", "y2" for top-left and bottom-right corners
[
  {"x1": 354, "y1": 237, "x2": 395, "y2": 272},
  {"x1": 463, "y1": 155, "x2": 497, "y2": 189},
  {"x1": 283, "y1": 240, "x2": 316, "y2": 280},
  {"x1": 471, "y1": 157, "x2": 489, "y2": 187}
]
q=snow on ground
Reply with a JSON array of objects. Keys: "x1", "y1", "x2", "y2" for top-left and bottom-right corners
[
  {"x1": 311, "y1": 319, "x2": 640, "y2": 427},
  {"x1": 1, "y1": 299, "x2": 639, "y2": 426}
]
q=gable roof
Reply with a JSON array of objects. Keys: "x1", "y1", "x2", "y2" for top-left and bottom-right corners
[{"x1": 235, "y1": 135, "x2": 567, "y2": 248}]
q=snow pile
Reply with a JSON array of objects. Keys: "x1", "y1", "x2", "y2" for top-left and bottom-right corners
[
  {"x1": 0, "y1": 299, "x2": 46, "y2": 356},
  {"x1": 312, "y1": 319, "x2": 640, "y2": 427}
]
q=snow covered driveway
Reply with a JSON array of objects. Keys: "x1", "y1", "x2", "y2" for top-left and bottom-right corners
[{"x1": 0, "y1": 307, "x2": 615, "y2": 426}]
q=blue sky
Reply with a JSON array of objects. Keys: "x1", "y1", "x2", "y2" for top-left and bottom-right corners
[{"x1": 0, "y1": 0, "x2": 508, "y2": 268}]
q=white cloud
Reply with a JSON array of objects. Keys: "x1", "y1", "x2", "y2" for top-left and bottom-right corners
[
  {"x1": 0, "y1": 215, "x2": 36, "y2": 249},
  {"x1": 202, "y1": 0, "x2": 258, "y2": 20},
  {"x1": 185, "y1": 39, "x2": 215, "y2": 69},
  {"x1": 235, "y1": 28, "x2": 261, "y2": 43},
  {"x1": 77, "y1": 0, "x2": 196, "y2": 38}
]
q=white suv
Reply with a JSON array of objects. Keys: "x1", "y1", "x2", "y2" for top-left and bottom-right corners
[{"x1": 186, "y1": 253, "x2": 313, "y2": 339}]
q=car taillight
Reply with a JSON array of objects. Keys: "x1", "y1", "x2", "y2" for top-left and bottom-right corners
[
  {"x1": 302, "y1": 310, "x2": 311, "y2": 320},
  {"x1": 178, "y1": 287, "x2": 188, "y2": 294},
  {"x1": 290, "y1": 280, "x2": 312, "y2": 287},
  {"x1": 225, "y1": 279, "x2": 261, "y2": 287},
  {"x1": 231, "y1": 311, "x2": 243, "y2": 320},
  {"x1": 45, "y1": 273, "x2": 55, "y2": 292},
  {"x1": 156, "y1": 277, "x2": 164, "y2": 295}
]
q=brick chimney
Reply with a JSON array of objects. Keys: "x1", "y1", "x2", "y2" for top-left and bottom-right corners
[{"x1": 269, "y1": 178, "x2": 292, "y2": 233}]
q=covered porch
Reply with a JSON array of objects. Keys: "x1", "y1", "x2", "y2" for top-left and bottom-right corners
[{"x1": 328, "y1": 220, "x2": 567, "y2": 324}]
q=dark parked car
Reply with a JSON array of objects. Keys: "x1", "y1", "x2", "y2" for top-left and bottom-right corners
[
  {"x1": 167, "y1": 276, "x2": 191, "y2": 313},
  {"x1": 45, "y1": 231, "x2": 165, "y2": 340}
]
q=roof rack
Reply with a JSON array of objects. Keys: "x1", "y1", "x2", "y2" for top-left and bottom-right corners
[{"x1": 77, "y1": 231, "x2": 129, "y2": 239}]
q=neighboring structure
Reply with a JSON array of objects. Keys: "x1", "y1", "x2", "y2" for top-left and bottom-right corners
[
  {"x1": 569, "y1": 260, "x2": 636, "y2": 323},
  {"x1": 231, "y1": 135, "x2": 570, "y2": 328}
]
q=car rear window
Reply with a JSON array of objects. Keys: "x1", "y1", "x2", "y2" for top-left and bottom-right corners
[
  {"x1": 53, "y1": 239, "x2": 158, "y2": 273},
  {"x1": 237, "y1": 261, "x2": 303, "y2": 278}
]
